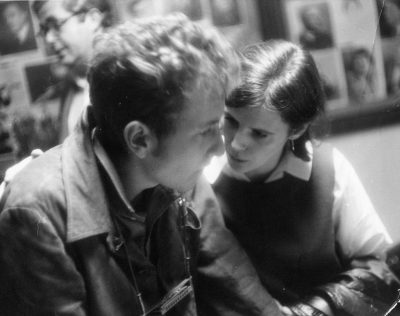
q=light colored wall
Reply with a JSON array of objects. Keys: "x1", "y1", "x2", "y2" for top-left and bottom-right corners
[{"x1": 328, "y1": 123, "x2": 400, "y2": 242}]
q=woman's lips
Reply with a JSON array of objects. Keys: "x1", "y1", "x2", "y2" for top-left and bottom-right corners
[{"x1": 227, "y1": 152, "x2": 246, "y2": 163}]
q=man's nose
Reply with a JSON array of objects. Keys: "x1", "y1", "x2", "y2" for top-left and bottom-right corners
[{"x1": 211, "y1": 131, "x2": 225, "y2": 157}]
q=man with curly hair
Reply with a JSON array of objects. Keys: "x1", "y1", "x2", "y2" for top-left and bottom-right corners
[{"x1": 0, "y1": 14, "x2": 264, "y2": 316}]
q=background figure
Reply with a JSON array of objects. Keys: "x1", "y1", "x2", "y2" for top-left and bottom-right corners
[
  {"x1": 378, "y1": 0, "x2": 400, "y2": 38},
  {"x1": 0, "y1": 1, "x2": 37, "y2": 55},
  {"x1": 210, "y1": 40, "x2": 398, "y2": 316},
  {"x1": 345, "y1": 47, "x2": 377, "y2": 103},
  {"x1": 30, "y1": 0, "x2": 117, "y2": 145},
  {"x1": 298, "y1": 3, "x2": 333, "y2": 50}
]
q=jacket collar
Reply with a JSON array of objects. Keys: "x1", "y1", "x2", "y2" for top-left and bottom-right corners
[
  {"x1": 61, "y1": 108, "x2": 200, "y2": 243},
  {"x1": 62, "y1": 109, "x2": 112, "y2": 242}
]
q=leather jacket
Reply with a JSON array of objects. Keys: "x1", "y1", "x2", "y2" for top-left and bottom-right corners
[{"x1": 0, "y1": 112, "x2": 200, "y2": 316}]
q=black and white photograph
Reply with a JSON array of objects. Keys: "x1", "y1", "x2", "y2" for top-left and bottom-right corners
[
  {"x1": 1, "y1": 1, "x2": 400, "y2": 316},
  {"x1": 382, "y1": 38, "x2": 400, "y2": 95},
  {"x1": 0, "y1": 1, "x2": 38, "y2": 56},
  {"x1": 377, "y1": 0, "x2": 400, "y2": 38},
  {"x1": 312, "y1": 49, "x2": 348, "y2": 110},
  {"x1": 285, "y1": 0, "x2": 334, "y2": 50},
  {"x1": 166, "y1": 0, "x2": 203, "y2": 21},
  {"x1": 209, "y1": 0, "x2": 241, "y2": 27},
  {"x1": 298, "y1": 3, "x2": 334, "y2": 50}
]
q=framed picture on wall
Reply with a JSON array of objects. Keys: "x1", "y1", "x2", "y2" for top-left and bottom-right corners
[
  {"x1": 0, "y1": 1, "x2": 38, "y2": 56},
  {"x1": 258, "y1": 0, "x2": 400, "y2": 134},
  {"x1": 209, "y1": 0, "x2": 241, "y2": 27},
  {"x1": 285, "y1": 0, "x2": 335, "y2": 50},
  {"x1": 24, "y1": 61, "x2": 66, "y2": 104}
]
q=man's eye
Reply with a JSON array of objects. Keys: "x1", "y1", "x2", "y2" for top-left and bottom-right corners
[
  {"x1": 224, "y1": 116, "x2": 237, "y2": 127},
  {"x1": 200, "y1": 126, "x2": 219, "y2": 136},
  {"x1": 252, "y1": 130, "x2": 268, "y2": 138}
]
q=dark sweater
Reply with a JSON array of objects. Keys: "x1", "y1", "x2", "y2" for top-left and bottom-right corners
[{"x1": 213, "y1": 145, "x2": 343, "y2": 303}]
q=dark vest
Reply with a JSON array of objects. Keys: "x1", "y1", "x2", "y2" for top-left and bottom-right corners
[{"x1": 213, "y1": 145, "x2": 343, "y2": 303}]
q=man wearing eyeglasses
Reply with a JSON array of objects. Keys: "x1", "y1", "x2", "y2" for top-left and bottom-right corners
[
  {"x1": 31, "y1": 0, "x2": 116, "y2": 141},
  {"x1": 0, "y1": 12, "x2": 287, "y2": 316}
]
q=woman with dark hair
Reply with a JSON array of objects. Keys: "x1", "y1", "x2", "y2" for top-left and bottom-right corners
[{"x1": 211, "y1": 40, "x2": 398, "y2": 316}]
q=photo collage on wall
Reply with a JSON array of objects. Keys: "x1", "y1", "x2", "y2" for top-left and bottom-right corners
[
  {"x1": 115, "y1": 0, "x2": 262, "y2": 49},
  {"x1": 0, "y1": 0, "x2": 263, "y2": 157},
  {"x1": 284, "y1": 0, "x2": 389, "y2": 113},
  {"x1": 0, "y1": 0, "x2": 51, "y2": 155}
]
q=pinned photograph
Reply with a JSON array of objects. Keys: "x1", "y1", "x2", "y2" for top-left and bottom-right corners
[
  {"x1": 285, "y1": 0, "x2": 334, "y2": 50},
  {"x1": 343, "y1": 46, "x2": 379, "y2": 104},
  {"x1": 377, "y1": 0, "x2": 400, "y2": 38},
  {"x1": 165, "y1": 0, "x2": 203, "y2": 21},
  {"x1": 210, "y1": 0, "x2": 241, "y2": 27},
  {"x1": 0, "y1": 1, "x2": 38, "y2": 56}
]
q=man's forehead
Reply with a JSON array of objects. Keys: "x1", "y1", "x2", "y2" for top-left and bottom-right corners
[{"x1": 180, "y1": 88, "x2": 224, "y2": 128}]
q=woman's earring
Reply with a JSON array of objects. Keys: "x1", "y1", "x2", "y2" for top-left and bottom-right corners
[{"x1": 290, "y1": 139, "x2": 295, "y2": 152}]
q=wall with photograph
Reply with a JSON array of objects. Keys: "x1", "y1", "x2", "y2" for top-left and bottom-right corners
[
  {"x1": 0, "y1": 0, "x2": 262, "y2": 179},
  {"x1": 278, "y1": 0, "x2": 400, "y2": 242},
  {"x1": 0, "y1": 1, "x2": 46, "y2": 160},
  {"x1": 115, "y1": 0, "x2": 262, "y2": 49},
  {"x1": 284, "y1": 0, "x2": 387, "y2": 113}
]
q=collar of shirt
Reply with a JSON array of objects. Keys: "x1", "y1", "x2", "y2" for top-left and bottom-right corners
[
  {"x1": 222, "y1": 141, "x2": 313, "y2": 183},
  {"x1": 91, "y1": 127, "x2": 138, "y2": 217},
  {"x1": 91, "y1": 128, "x2": 185, "y2": 226}
]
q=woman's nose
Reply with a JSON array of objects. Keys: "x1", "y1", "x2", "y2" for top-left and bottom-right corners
[{"x1": 231, "y1": 131, "x2": 248, "y2": 151}]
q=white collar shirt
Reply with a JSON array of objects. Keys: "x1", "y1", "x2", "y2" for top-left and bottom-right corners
[{"x1": 203, "y1": 141, "x2": 391, "y2": 262}]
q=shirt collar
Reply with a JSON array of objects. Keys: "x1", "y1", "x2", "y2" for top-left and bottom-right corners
[
  {"x1": 223, "y1": 141, "x2": 313, "y2": 183},
  {"x1": 91, "y1": 128, "x2": 136, "y2": 215},
  {"x1": 62, "y1": 109, "x2": 113, "y2": 242}
]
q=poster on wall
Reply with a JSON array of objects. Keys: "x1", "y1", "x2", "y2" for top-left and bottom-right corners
[
  {"x1": 284, "y1": 0, "x2": 386, "y2": 111},
  {"x1": 377, "y1": 0, "x2": 400, "y2": 39},
  {"x1": 0, "y1": 1, "x2": 38, "y2": 56},
  {"x1": 285, "y1": 1, "x2": 335, "y2": 50},
  {"x1": 116, "y1": 0, "x2": 160, "y2": 21},
  {"x1": 311, "y1": 50, "x2": 348, "y2": 111},
  {"x1": 116, "y1": 0, "x2": 262, "y2": 49},
  {"x1": 381, "y1": 37, "x2": 400, "y2": 96},
  {"x1": 0, "y1": 61, "x2": 29, "y2": 154},
  {"x1": 209, "y1": 0, "x2": 241, "y2": 27}
]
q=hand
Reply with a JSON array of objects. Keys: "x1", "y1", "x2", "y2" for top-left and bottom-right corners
[
  {"x1": 4, "y1": 149, "x2": 43, "y2": 183},
  {"x1": 0, "y1": 149, "x2": 44, "y2": 198}
]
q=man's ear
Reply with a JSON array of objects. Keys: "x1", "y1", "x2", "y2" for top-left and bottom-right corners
[
  {"x1": 288, "y1": 124, "x2": 308, "y2": 140},
  {"x1": 123, "y1": 121, "x2": 155, "y2": 159}
]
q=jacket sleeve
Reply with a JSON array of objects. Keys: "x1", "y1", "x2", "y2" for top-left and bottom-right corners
[
  {"x1": 284, "y1": 149, "x2": 400, "y2": 316},
  {"x1": 304, "y1": 149, "x2": 400, "y2": 316},
  {"x1": 0, "y1": 206, "x2": 87, "y2": 316},
  {"x1": 301, "y1": 256, "x2": 400, "y2": 316},
  {"x1": 191, "y1": 176, "x2": 283, "y2": 316}
]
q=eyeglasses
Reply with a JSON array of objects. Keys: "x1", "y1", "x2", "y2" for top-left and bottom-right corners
[{"x1": 38, "y1": 11, "x2": 86, "y2": 38}]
